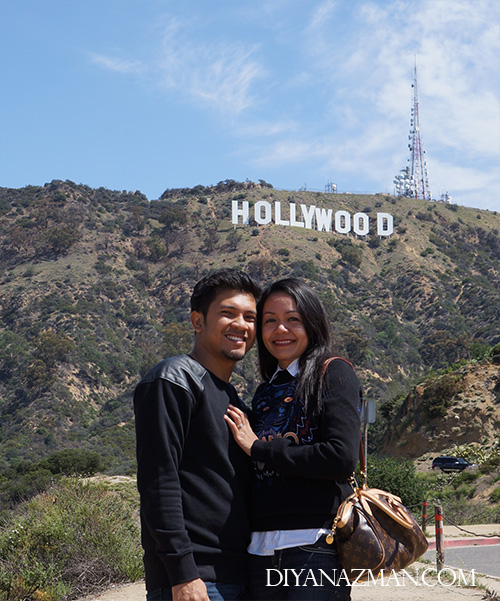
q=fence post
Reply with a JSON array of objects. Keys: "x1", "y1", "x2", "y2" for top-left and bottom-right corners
[
  {"x1": 434, "y1": 505, "x2": 444, "y2": 571},
  {"x1": 422, "y1": 501, "x2": 427, "y2": 531}
]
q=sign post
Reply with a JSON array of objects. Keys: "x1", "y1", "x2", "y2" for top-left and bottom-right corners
[{"x1": 360, "y1": 400, "x2": 376, "y2": 466}]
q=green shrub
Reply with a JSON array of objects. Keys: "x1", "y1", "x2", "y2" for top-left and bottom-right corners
[
  {"x1": 0, "y1": 478, "x2": 143, "y2": 601},
  {"x1": 0, "y1": 331, "x2": 30, "y2": 380},
  {"x1": 363, "y1": 456, "x2": 425, "y2": 510},
  {"x1": 336, "y1": 240, "x2": 362, "y2": 268},
  {"x1": 35, "y1": 330, "x2": 74, "y2": 368},
  {"x1": 452, "y1": 469, "x2": 477, "y2": 485},
  {"x1": 39, "y1": 449, "x2": 104, "y2": 477},
  {"x1": 145, "y1": 236, "x2": 167, "y2": 261},
  {"x1": 44, "y1": 225, "x2": 80, "y2": 254},
  {"x1": 290, "y1": 259, "x2": 319, "y2": 280},
  {"x1": 489, "y1": 487, "x2": 500, "y2": 503},
  {"x1": 1, "y1": 468, "x2": 56, "y2": 510},
  {"x1": 94, "y1": 260, "x2": 113, "y2": 275},
  {"x1": 226, "y1": 230, "x2": 242, "y2": 250},
  {"x1": 479, "y1": 453, "x2": 500, "y2": 474},
  {"x1": 451, "y1": 443, "x2": 500, "y2": 467},
  {"x1": 438, "y1": 497, "x2": 500, "y2": 524},
  {"x1": 421, "y1": 374, "x2": 463, "y2": 418},
  {"x1": 0, "y1": 450, "x2": 105, "y2": 512}
]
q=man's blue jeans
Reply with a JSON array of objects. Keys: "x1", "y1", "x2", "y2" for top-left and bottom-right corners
[
  {"x1": 146, "y1": 582, "x2": 246, "y2": 601},
  {"x1": 247, "y1": 535, "x2": 351, "y2": 600}
]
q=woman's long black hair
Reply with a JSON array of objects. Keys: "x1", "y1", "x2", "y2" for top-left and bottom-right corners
[{"x1": 257, "y1": 278, "x2": 334, "y2": 418}]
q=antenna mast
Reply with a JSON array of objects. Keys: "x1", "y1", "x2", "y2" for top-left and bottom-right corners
[{"x1": 394, "y1": 57, "x2": 432, "y2": 200}]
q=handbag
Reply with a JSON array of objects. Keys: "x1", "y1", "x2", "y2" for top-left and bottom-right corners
[{"x1": 325, "y1": 439, "x2": 428, "y2": 581}]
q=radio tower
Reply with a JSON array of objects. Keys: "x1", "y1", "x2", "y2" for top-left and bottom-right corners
[{"x1": 394, "y1": 58, "x2": 432, "y2": 200}]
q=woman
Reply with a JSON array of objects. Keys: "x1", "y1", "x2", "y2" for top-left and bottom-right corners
[{"x1": 225, "y1": 278, "x2": 362, "y2": 601}]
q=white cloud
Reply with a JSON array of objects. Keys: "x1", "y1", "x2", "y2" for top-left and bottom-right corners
[
  {"x1": 251, "y1": 139, "x2": 322, "y2": 166},
  {"x1": 190, "y1": 46, "x2": 263, "y2": 115},
  {"x1": 235, "y1": 119, "x2": 298, "y2": 138},
  {"x1": 89, "y1": 17, "x2": 266, "y2": 118},
  {"x1": 309, "y1": 0, "x2": 338, "y2": 30},
  {"x1": 430, "y1": 159, "x2": 500, "y2": 210},
  {"x1": 157, "y1": 20, "x2": 265, "y2": 117},
  {"x1": 88, "y1": 52, "x2": 144, "y2": 74}
]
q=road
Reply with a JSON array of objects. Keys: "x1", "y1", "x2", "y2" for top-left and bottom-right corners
[{"x1": 423, "y1": 543, "x2": 500, "y2": 578}]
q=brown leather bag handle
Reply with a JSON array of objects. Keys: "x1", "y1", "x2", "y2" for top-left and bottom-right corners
[{"x1": 323, "y1": 356, "x2": 353, "y2": 371}]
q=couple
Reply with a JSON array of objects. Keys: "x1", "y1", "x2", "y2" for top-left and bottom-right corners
[{"x1": 134, "y1": 269, "x2": 362, "y2": 601}]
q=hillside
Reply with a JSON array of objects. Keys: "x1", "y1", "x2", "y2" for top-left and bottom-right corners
[
  {"x1": 380, "y1": 354, "x2": 500, "y2": 462},
  {"x1": 0, "y1": 179, "x2": 499, "y2": 474}
]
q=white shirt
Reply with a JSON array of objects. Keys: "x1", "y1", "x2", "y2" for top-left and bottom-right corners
[
  {"x1": 248, "y1": 357, "x2": 327, "y2": 556},
  {"x1": 269, "y1": 357, "x2": 300, "y2": 381}
]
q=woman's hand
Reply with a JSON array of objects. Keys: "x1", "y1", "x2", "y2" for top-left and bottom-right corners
[{"x1": 224, "y1": 405, "x2": 258, "y2": 456}]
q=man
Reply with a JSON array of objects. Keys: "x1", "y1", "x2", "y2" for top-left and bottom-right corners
[{"x1": 134, "y1": 268, "x2": 261, "y2": 601}]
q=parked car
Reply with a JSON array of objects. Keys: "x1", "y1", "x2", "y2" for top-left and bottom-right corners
[{"x1": 431, "y1": 456, "x2": 476, "y2": 472}]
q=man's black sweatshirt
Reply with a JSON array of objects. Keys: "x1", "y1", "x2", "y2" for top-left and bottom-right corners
[{"x1": 134, "y1": 355, "x2": 251, "y2": 592}]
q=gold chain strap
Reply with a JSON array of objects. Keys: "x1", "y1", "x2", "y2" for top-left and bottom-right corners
[{"x1": 326, "y1": 473, "x2": 358, "y2": 545}]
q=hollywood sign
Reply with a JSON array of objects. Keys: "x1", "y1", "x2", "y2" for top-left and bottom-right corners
[{"x1": 231, "y1": 201, "x2": 394, "y2": 237}]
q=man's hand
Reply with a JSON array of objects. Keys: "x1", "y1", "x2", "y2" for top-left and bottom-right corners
[{"x1": 172, "y1": 578, "x2": 209, "y2": 601}]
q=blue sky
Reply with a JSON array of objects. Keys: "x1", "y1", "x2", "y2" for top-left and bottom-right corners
[{"x1": 1, "y1": 0, "x2": 499, "y2": 210}]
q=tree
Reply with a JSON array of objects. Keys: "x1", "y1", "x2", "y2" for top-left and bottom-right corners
[
  {"x1": 44, "y1": 224, "x2": 80, "y2": 254},
  {"x1": 364, "y1": 456, "x2": 425, "y2": 509},
  {"x1": 35, "y1": 330, "x2": 73, "y2": 368},
  {"x1": 0, "y1": 330, "x2": 29, "y2": 379},
  {"x1": 163, "y1": 322, "x2": 194, "y2": 358},
  {"x1": 145, "y1": 236, "x2": 167, "y2": 261},
  {"x1": 337, "y1": 240, "x2": 362, "y2": 268},
  {"x1": 419, "y1": 331, "x2": 470, "y2": 367},
  {"x1": 201, "y1": 229, "x2": 219, "y2": 254},
  {"x1": 226, "y1": 229, "x2": 242, "y2": 250},
  {"x1": 159, "y1": 205, "x2": 188, "y2": 230},
  {"x1": 39, "y1": 449, "x2": 104, "y2": 476}
]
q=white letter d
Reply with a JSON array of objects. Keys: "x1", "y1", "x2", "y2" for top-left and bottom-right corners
[{"x1": 266, "y1": 569, "x2": 283, "y2": 586}]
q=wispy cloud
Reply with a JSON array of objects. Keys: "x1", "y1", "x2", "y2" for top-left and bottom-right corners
[
  {"x1": 234, "y1": 119, "x2": 298, "y2": 138},
  {"x1": 155, "y1": 19, "x2": 265, "y2": 117},
  {"x1": 88, "y1": 52, "x2": 144, "y2": 74},
  {"x1": 430, "y1": 159, "x2": 500, "y2": 210},
  {"x1": 309, "y1": 0, "x2": 338, "y2": 30},
  {"x1": 89, "y1": 17, "x2": 266, "y2": 118}
]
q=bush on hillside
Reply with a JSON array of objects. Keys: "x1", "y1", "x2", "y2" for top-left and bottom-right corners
[
  {"x1": 418, "y1": 465, "x2": 500, "y2": 524},
  {"x1": 421, "y1": 373, "x2": 463, "y2": 418},
  {"x1": 335, "y1": 240, "x2": 363, "y2": 268},
  {"x1": 438, "y1": 497, "x2": 500, "y2": 525},
  {"x1": 39, "y1": 449, "x2": 104, "y2": 477},
  {"x1": 0, "y1": 478, "x2": 143, "y2": 601},
  {"x1": 0, "y1": 449, "x2": 105, "y2": 515}
]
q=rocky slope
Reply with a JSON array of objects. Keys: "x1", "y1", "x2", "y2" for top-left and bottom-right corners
[{"x1": 380, "y1": 354, "x2": 500, "y2": 462}]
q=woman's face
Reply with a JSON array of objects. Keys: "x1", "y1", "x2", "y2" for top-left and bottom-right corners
[{"x1": 261, "y1": 292, "x2": 309, "y2": 369}]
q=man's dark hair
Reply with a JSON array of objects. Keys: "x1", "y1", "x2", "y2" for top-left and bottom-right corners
[{"x1": 190, "y1": 268, "x2": 261, "y2": 317}]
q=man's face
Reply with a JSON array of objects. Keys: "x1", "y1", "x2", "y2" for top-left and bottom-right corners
[{"x1": 191, "y1": 289, "x2": 257, "y2": 364}]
